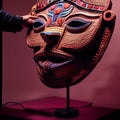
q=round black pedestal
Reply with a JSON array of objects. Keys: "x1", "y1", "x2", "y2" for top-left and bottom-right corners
[{"x1": 54, "y1": 108, "x2": 79, "y2": 118}]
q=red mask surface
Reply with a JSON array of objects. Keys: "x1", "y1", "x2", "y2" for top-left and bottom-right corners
[{"x1": 26, "y1": 0, "x2": 116, "y2": 88}]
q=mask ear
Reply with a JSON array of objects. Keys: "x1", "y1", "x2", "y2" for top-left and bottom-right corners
[{"x1": 103, "y1": 10, "x2": 116, "y2": 23}]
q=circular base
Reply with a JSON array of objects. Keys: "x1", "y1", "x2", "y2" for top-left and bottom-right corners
[{"x1": 54, "y1": 108, "x2": 79, "y2": 118}]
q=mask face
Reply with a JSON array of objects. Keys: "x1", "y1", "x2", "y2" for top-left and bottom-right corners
[{"x1": 26, "y1": 0, "x2": 115, "y2": 88}]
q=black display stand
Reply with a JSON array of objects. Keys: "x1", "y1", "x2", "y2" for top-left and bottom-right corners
[
  {"x1": 54, "y1": 86, "x2": 79, "y2": 118},
  {"x1": 0, "y1": 0, "x2": 3, "y2": 106}
]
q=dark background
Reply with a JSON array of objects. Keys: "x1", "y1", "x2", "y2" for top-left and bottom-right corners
[{"x1": 0, "y1": 0, "x2": 2, "y2": 106}]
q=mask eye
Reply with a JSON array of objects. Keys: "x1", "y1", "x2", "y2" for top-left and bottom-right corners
[
  {"x1": 33, "y1": 18, "x2": 45, "y2": 32},
  {"x1": 66, "y1": 19, "x2": 91, "y2": 33}
]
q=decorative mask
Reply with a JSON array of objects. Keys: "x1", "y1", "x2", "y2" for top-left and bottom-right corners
[{"x1": 26, "y1": 0, "x2": 116, "y2": 88}]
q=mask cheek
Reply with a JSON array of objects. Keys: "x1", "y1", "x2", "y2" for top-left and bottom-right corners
[
  {"x1": 60, "y1": 16, "x2": 103, "y2": 50},
  {"x1": 59, "y1": 23, "x2": 101, "y2": 50},
  {"x1": 26, "y1": 29, "x2": 46, "y2": 53}
]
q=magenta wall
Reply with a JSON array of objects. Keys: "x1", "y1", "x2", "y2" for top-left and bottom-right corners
[
  {"x1": 89, "y1": 0, "x2": 120, "y2": 108},
  {"x1": 3, "y1": 0, "x2": 120, "y2": 109},
  {"x1": 3, "y1": 0, "x2": 54, "y2": 103},
  {"x1": 56, "y1": 0, "x2": 120, "y2": 109}
]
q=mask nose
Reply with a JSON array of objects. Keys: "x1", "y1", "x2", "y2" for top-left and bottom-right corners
[
  {"x1": 40, "y1": 27, "x2": 64, "y2": 44},
  {"x1": 40, "y1": 32, "x2": 61, "y2": 44}
]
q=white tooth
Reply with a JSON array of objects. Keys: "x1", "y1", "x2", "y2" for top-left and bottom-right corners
[
  {"x1": 38, "y1": 60, "x2": 73, "y2": 70},
  {"x1": 50, "y1": 60, "x2": 72, "y2": 69},
  {"x1": 38, "y1": 60, "x2": 53, "y2": 69},
  {"x1": 38, "y1": 61, "x2": 45, "y2": 69}
]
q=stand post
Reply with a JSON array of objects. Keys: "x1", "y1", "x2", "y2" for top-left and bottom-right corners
[
  {"x1": 67, "y1": 86, "x2": 70, "y2": 112},
  {"x1": 54, "y1": 86, "x2": 79, "y2": 118}
]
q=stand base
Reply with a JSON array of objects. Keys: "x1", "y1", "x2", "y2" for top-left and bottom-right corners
[{"x1": 54, "y1": 108, "x2": 79, "y2": 118}]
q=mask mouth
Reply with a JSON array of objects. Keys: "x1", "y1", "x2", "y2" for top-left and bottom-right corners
[
  {"x1": 34, "y1": 52, "x2": 81, "y2": 82},
  {"x1": 34, "y1": 52, "x2": 77, "y2": 71}
]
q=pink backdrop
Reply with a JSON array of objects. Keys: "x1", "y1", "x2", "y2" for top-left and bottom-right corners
[{"x1": 3, "y1": 0, "x2": 120, "y2": 109}]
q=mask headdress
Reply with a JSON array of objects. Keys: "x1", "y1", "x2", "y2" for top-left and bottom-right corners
[
  {"x1": 66, "y1": 0, "x2": 111, "y2": 12},
  {"x1": 31, "y1": 0, "x2": 111, "y2": 15},
  {"x1": 31, "y1": 0, "x2": 59, "y2": 14}
]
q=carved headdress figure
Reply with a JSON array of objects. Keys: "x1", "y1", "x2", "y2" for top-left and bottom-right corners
[{"x1": 26, "y1": 0, "x2": 115, "y2": 88}]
